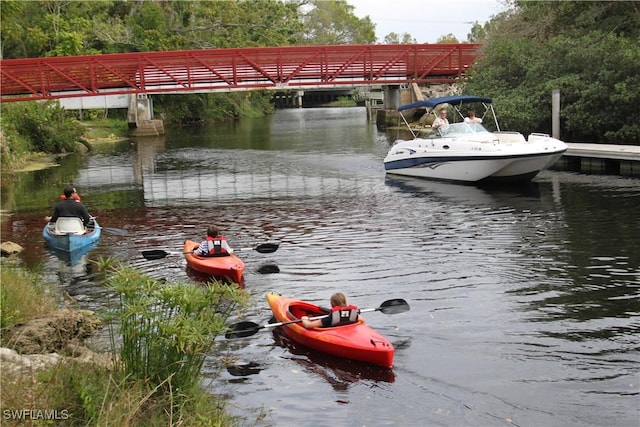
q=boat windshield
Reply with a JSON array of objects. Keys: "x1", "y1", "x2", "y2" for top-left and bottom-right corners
[{"x1": 431, "y1": 122, "x2": 491, "y2": 138}]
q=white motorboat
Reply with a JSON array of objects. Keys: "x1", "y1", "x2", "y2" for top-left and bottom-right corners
[{"x1": 383, "y1": 95, "x2": 568, "y2": 183}]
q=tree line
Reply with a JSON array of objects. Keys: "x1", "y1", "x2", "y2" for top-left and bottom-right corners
[
  {"x1": 1, "y1": 0, "x2": 639, "y2": 144},
  {"x1": 465, "y1": 1, "x2": 640, "y2": 144}
]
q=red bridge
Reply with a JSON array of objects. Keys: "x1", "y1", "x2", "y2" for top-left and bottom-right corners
[{"x1": 1, "y1": 44, "x2": 480, "y2": 103}]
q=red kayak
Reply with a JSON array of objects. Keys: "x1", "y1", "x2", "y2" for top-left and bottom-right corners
[
  {"x1": 266, "y1": 292, "x2": 395, "y2": 368},
  {"x1": 183, "y1": 240, "x2": 245, "y2": 284}
]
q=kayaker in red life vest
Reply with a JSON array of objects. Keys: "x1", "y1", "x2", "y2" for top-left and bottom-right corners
[
  {"x1": 301, "y1": 292, "x2": 360, "y2": 328},
  {"x1": 193, "y1": 225, "x2": 235, "y2": 257},
  {"x1": 60, "y1": 191, "x2": 81, "y2": 202},
  {"x1": 44, "y1": 186, "x2": 92, "y2": 227}
]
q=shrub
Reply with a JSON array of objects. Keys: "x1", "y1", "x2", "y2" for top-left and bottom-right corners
[
  {"x1": 103, "y1": 264, "x2": 249, "y2": 395},
  {"x1": 0, "y1": 101, "x2": 84, "y2": 156}
]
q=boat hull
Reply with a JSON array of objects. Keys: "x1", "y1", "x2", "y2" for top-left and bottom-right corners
[
  {"x1": 383, "y1": 138, "x2": 512, "y2": 182},
  {"x1": 266, "y1": 292, "x2": 394, "y2": 368},
  {"x1": 42, "y1": 220, "x2": 101, "y2": 252},
  {"x1": 384, "y1": 135, "x2": 568, "y2": 183},
  {"x1": 183, "y1": 240, "x2": 245, "y2": 284},
  {"x1": 384, "y1": 155, "x2": 511, "y2": 182},
  {"x1": 485, "y1": 133, "x2": 567, "y2": 181}
]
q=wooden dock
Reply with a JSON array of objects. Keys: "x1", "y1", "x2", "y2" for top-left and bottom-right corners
[{"x1": 553, "y1": 143, "x2": 640, "y2": 177}]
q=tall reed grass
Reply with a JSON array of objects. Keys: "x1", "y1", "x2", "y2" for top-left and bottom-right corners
[{"x1": 104, "y1": 263, "x2": 249, "y2": 395}]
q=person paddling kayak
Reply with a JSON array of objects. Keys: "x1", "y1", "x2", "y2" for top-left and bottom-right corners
[
  {"x1": 193, "y1": 225, "x2": 235, "y2": 257},
  {"x1": 44, "y1": 186, "x2": 92, "y2": 228},
  {"x1": 301, "y1": 292, "x2": 360, "y2": 328}
]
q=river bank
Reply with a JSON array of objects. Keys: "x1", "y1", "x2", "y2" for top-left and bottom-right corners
[
  {"x1": 0, "y1": 260, "x2": 246, "y2": 426},
  {"x1": 1, "y1": 118, "x2": 130, "y2": 174}
]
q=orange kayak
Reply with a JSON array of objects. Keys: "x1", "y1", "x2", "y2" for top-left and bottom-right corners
[
  {"x1": 183, "y1": 240, "x2": 245, "y2": 284},
  {"x1": 266, "y1": 292, "x2": 394, "y2": 368}
]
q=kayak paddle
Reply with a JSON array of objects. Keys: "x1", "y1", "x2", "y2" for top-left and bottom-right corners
[
  {"x1": 90, "y1": 217, "x2": 128, "y2": 235},
  {"x1": 97, "y1": 226, "x2": 129, "y2": 236},
  {"x1": 141, "y1": 242, "x2": 279, "y2": 260},
  {"x1": 225, "y1": 298, "x2": 410, "y2": 339}
]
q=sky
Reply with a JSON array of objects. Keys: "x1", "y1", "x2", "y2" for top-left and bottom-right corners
[{"x1": 348, "y1": 0, "x2": 509, "y2": 43}]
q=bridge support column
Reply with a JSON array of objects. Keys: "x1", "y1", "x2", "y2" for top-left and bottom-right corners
[
  {"x1": 383, "y1": 85, "x2": 401, "y2": 111},
  {"x1": 273, "y1": 91, "x2": 304, "y2": 108},
  {"x1": 295, "y1": 91, "x2": 304, "y2": 108},
  {"x1": 128, "y1": 94, "x2": 165, "y2": 137},
  {"x1": 376, "y1": 85, "x2": 401, "y2": 128}
]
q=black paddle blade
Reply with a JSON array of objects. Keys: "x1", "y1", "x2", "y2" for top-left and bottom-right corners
[
  {"x1": 225, "y1": 321, "x2": 262, "y2": 339},
  {"x1": 378, "y1": 299, "x2": 410, "y2": 314},
  {"x1": 254, "y1": 242, "x2": 279, "y2": 253},
  {"x1": 141, "y1": 250, "x2": 170, "y2": 260}
]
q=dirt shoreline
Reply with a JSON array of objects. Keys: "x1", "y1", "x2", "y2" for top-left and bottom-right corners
[{"x1": 1, "y1": 309, "x2": 112, "y2": 375}]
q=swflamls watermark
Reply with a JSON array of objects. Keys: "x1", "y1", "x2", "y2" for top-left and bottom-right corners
[{"x1": 3, "y1": 409, "x2": 70, "y2": 421}]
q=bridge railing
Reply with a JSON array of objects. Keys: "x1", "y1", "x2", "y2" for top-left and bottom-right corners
[{"x1": 1, "y1": 44, "x2": 480, "y2": 102}]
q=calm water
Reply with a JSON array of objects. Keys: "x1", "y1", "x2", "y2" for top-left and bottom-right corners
[{"x1": 1, "y1": 108, "x2": 638, "y2": 426}]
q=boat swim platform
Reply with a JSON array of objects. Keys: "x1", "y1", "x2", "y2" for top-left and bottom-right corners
[{"x1": 553, "y1": 143, "x2": 640, "y2": 177}]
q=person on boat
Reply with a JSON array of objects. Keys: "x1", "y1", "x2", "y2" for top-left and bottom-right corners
[
  {"x1": 464, "y1": 110, "x2": 483, "y2": 124},
  {"x1": 193, "y1": 225, "x2": 234, "y2": 257},
  {"x1": 44, "y1": 186, "x2": 92, "y2": 228},
  {"x1": 301, "y1": 292, "x2": 360, "y2": 328},
  {"x1": 431, "y1": 108, "x2": 449, "y2": 130}
]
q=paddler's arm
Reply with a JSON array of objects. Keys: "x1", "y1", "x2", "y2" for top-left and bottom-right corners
[
  {"x1": 192, "y1": 241, "x2": 207, "y2": 256},
  {"x1": 301, "y1": 316, "x2": 324, "y2": 329}
]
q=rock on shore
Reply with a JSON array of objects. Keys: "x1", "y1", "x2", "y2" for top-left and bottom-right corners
[{"x1": 1, "y1": 309, "x2": 113, "y2": 374}]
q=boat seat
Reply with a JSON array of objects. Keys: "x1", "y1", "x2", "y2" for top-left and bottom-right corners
[{"x1": 54, "y1": 217, "x2": 86, "y2": 235}]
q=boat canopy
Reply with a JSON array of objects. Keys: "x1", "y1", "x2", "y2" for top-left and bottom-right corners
[{"x1": 398, "y1": 95, "x2": 493, "y2": 112}]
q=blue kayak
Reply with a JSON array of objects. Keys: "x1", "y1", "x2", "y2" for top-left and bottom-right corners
[{"x1": 42, "y1": 217, "x2": 101, "y2": 252}]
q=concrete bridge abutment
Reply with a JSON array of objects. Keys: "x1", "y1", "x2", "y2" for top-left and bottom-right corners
[{"x1": 128, "y1": 94, "x2": 165, "y2": 137}]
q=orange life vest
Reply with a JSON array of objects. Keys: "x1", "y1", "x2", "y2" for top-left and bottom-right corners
[
  {"x1": 60, "y1": 194, "x2": 81, "y2": 202},
  {"x1": 205, "y1": 235, "x2": 230, "y2": 256}
]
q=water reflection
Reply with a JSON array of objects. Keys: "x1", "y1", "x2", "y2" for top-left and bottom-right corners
[
  {"x1": 384, "y1": 175, "x2": 498, "y2": 206},
  {"x1": 45, "y1": 239, "x2": 99, "y2": 267}
]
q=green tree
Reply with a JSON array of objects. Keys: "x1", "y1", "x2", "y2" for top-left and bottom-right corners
[
  {"x1": 1, "y1": 1, "x2": 305, "y2": 57},
  {"x1": 0, "y1": 0, "x2": 114, "y2": 58},
  {"x1": 301, "y1": 0, "x2": 376, "y2": 45},
  {"x1": 467, "y1": 21, "x2": 488, "y2": 42},
  {"x1": 436, "y1": 34, "x2": 459, "y2": 43},
  {"x1": 383, "y1": 32, "x2": 416, "y2": 44},
  {"x1": 465, "y1": 0, "x2": 640, "y2": 144}
]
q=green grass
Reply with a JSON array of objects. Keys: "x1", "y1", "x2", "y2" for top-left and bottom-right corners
[
  {"x1": 325, "y1": 96, "x2": 357, "y2": 107},
  {"x1": 0, "y1": 265, "x2": 57, "y2": 328},
  {"x1": 0, "y1": 260, "x2": 258, "y2": 426},
  {"x1": 79, "y1": 118, "x2": 129, "y2": 141}
]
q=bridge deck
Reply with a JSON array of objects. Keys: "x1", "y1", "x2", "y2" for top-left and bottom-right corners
[{"x1": 1, "y1": 44, "x2": 480, "y2": 102}]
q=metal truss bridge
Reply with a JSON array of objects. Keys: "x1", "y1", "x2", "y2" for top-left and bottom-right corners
[{"x1": 1, "y1": 43, "x2": 480, "y2": 103}]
